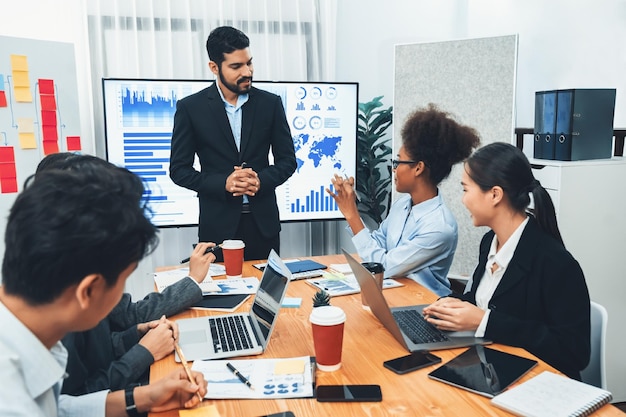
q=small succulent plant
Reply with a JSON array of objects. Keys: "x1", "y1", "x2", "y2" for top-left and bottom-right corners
[{"x1": 312, "y1": 289, "x2": 331, "y2": 308}]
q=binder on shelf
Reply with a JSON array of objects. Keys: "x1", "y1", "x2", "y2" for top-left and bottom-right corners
[
  {"x1": 533, "y1": 90, "x2": 557, "y2": 159},
  {"x1": 554, "y1": 88, "x2": 616, "y2": 161}
]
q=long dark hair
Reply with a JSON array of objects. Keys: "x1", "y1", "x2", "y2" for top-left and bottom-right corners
[{"x1": 465, "y1": 142, "x2": 564, "y2": 246}]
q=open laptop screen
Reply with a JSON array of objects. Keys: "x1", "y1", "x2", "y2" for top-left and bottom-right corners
[{"x1": 250, "y1": 252, "x2": 290, "y2": 345}]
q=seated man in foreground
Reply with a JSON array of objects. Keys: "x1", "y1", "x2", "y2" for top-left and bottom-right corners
[{"x1": 0, "y1": 165, "x2": 206, "y2": 416}]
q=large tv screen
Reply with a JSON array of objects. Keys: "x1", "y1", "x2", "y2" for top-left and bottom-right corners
[{"x1": 102, "y1": 78, "x2": 358, "y2": 227}]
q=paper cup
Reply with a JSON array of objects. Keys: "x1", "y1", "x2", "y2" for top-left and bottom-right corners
[
  {"x1": 222, "y1": 239, "x2": 245, "y2": 278},
  {"x1": 310, "y1": 306, "x2": 346, "y2": 371}
]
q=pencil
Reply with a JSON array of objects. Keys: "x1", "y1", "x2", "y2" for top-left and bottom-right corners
[{"x1": 174, "y1": 342, "x2": 203, "y2": 402}]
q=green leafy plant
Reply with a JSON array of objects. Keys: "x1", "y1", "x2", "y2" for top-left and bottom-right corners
[
  {"x1": 312, "y1": 289, "x2": 331, "y2": 308},
  {"x1": 356, "y1": 96, "x2": 393, "y2": 225}
]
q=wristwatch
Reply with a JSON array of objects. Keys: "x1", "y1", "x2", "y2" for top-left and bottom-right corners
[{"x1": 124, "y1": 385, "x2": 144, "y2": 417}]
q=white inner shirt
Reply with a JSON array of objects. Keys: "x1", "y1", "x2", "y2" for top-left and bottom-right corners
[{"x1": 474, "y1": 217, "x2": 529, "y2": 337}]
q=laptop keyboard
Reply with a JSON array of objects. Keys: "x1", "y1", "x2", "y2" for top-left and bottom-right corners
[
  {"x1": 392, "y1": 309, "x2": 450, "y2": 344},
  {"x1": 208, "y1": 315, "x2": 254, "y2": 353}
]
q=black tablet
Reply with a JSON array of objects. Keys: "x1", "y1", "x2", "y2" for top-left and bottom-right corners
[{"x1": 428, "y1": 345, "x2": 538, "y2": 398}]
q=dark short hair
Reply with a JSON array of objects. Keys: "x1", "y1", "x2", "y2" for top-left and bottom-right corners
[
  {"x1": 2, "y1": 167, "x2": 159, "y2": 305},
  {"x1": 206, "y1": 26, "x2": 250, "y2": 67},
  {"x1": 401, "y1": 103, "x2": 480, "y2": 185},
  {"x1": 35, "y1": 152, "x2": 82, "y2": 173}
]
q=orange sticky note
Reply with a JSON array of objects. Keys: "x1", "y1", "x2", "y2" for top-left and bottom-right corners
[
  {"x1": 43, "y1": 141, "x2": 59, "y2": 155},
  {"x1": 40, "y1": 94, "x2": 57, "y2": 111},
  {"x1": 66, "y1": 136, "x2": 81, "y2": 151},
  {"x1": 39, "y1": 79, "x2": 54, "y2": 94},
  {"x1": 0, "y1": 147, "x2": 15, "y2": 163},
  {"x1": 41, "y1": 111, "x2": 57, "y2": 126}
]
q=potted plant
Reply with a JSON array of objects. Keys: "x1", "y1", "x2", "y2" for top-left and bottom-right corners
[
  {"x1": 356, "y1": 96, "x2": 393, "y2": 227},
  {"x1": 312, "y1": 289, "x2": 331, "y2": 308}
]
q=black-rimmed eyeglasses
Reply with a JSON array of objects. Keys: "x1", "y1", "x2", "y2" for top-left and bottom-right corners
[{"x1": 391, "y1": 159, "x2": 417, "y2": 169}]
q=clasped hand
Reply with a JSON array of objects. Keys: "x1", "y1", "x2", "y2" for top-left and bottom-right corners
[
  {"x1": 226, "y1": 166, "x2": 260, "y2": 197},
  {"x1": 422, "y1": 297, "x2": 485, "y2": 332},
  {"x1": 138, "y1": 315, "x2": 179, "y2": 361}
]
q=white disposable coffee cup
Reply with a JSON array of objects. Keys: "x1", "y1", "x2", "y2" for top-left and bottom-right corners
[{"x1": 309, "y1": 306, "x2": 346, "y2": 371}]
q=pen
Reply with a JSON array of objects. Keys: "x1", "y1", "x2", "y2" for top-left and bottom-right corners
[
  {"x1": 226, "y1": 362, "x2": 255, "y2": 390},
  {"x1": 174, "y1": 342, "x2": 203, "y2": 402},
  {"x1": 180, "y1": 243, "x2": 223, "y2": 264}
]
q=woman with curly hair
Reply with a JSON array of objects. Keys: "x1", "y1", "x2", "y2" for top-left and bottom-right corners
[{"x1": 328, "y1": 103, "x2": 480, "y2": 296}]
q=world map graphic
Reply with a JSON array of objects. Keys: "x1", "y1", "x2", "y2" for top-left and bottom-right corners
[{"x1": 292, "y1": 133, "x2": 343, "y2": 173}]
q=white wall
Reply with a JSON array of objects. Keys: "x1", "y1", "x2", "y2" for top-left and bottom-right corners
[{"x1": 336, "y1": 0, "x2": 626, "y2": 133}]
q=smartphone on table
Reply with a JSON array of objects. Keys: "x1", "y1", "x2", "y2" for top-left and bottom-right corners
[
  {"x1": 383, "y1": 351, "x2": 441, "y2": 374},
  {"x1": 316, "y1": 384, "x2": 382, "y2": 402}
]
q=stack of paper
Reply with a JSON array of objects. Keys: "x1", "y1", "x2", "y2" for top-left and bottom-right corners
[{"x1": 153, "y1": 267, "x2": 219, "y2": 294}]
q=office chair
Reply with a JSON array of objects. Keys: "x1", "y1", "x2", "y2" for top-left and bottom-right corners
[{"x1": 580, "y1": 301, "x2": 608, "y2": 389}]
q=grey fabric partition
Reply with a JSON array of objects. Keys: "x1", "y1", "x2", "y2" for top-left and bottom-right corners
[{"x1": 394, "y1": 35, "x2": 518, "y2": 278}]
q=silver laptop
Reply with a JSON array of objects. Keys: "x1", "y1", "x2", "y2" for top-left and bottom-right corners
[
  {"x1": 176, "y1": 249, "x2": 291, "y2": 361},
  {"x1": 343, "y1": 249, "x2": 491, "y2": 352}
]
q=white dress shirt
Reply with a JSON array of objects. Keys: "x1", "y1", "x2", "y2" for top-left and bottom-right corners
[
  {"x1": 474, "y1": 217, "x2": 529, "y2": 337},
  {"x1": 0, "y1": 300, "x2": 107, "y2": 417}
]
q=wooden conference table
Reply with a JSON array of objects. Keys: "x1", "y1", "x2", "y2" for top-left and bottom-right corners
[{"x1": 150, "y1": 255, "x2": 621, "y2": 417}]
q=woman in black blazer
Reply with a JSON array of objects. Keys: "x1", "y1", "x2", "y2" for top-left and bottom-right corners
[{"x1": 423, "y1": 142, "x2": 590, "y2": 379}]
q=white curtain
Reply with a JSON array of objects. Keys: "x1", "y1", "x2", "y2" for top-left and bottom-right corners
[{"x1": 86, "y1": 0, "x2": 341, "y2": 299}]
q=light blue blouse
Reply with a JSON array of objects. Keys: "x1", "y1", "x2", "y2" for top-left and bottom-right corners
[{"x1": 351, "y1": 192, "x2": 458, "y2": 296}]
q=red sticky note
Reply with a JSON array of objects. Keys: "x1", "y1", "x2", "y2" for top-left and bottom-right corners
[
  {"x1": 42, "y1": 125, "x2": 58, "y2": 141},
  {"x1": 0, "y1": 146, "x2": 15, "y2": 163},
  {"x1": 41, "y1": 110, "x2": 57, "y2": 126},
  {"x1": 40, "y1": 94, "x2": 57, "y2": 111},
  {"x1": 1, "y1": 178, "x2": 18, "y2": 194},
  {"x1": 66, "y1": 136, "x2": 82, "y2": 151},
  {"x1": 43, "y1": 141, "x2": 59, "y2": 155},
  {"x1": 0, "y1": 91, "x2": 7, "y2": 107},
  {"x1": 39, "y1": 79, "x2": 54, "y2": 94},
  {"x1": 0, "y1": 162, "x2": 17, "y2": 179}
]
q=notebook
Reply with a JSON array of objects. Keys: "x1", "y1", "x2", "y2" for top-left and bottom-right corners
[
  {"x1": 343, "y1": 249, "x2": 491, "y2": 351},
  {"x1": 176, "y1": 249, "x2": 291, "y2": 361},
  {"x1": 491, "y1": 371, "x2": 613, "y2": 417},
  {"x1": 428, "y1": 345, "x2": 538, "y2": 397}
]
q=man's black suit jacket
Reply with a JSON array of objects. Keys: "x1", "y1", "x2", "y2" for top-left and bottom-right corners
[
  {"x1": 170, "y1": 83, "x2": 296, "y2": 243},
  {"x1": 459, "y1": 218, "x2": 591, "y2": 379}
]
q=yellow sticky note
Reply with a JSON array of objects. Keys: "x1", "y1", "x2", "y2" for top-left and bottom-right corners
[
  {"x1": 14, "y1": 86, "x2": 32, "y2": 102},
  {"x1": 10, "y1": 55, "x2": 28, "y2": 71},
  {"x1": 12, "y1": 71, "x2": 30, "y2": 87},
  {"x1": 321, "y1": 271, "x2": 345, "y2": 281},
  {"x1": 274, "y1": 359, "x2": 306, "y2": 375},
  {"x1": 19, "y1": 133, "x2": 37, "y2": 149},
  {"x1": 179, "y1": 404, "x2": 221, "y2": 417},
  {"x1": 17, "y1": 118, "x2": 35, "y2": 133}
]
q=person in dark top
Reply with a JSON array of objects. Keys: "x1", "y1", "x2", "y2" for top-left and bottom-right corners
[
  {"x1": 423, "y1": 142, "x2": 590, "y2": 379},
  {"x1": 34, "y1": 153, "x2": 217, "y2": 394}
]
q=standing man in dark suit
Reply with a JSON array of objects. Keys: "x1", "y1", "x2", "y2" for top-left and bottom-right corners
[{"x1": 170, "y1": 26, "x2": 296, "y2": 261}]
